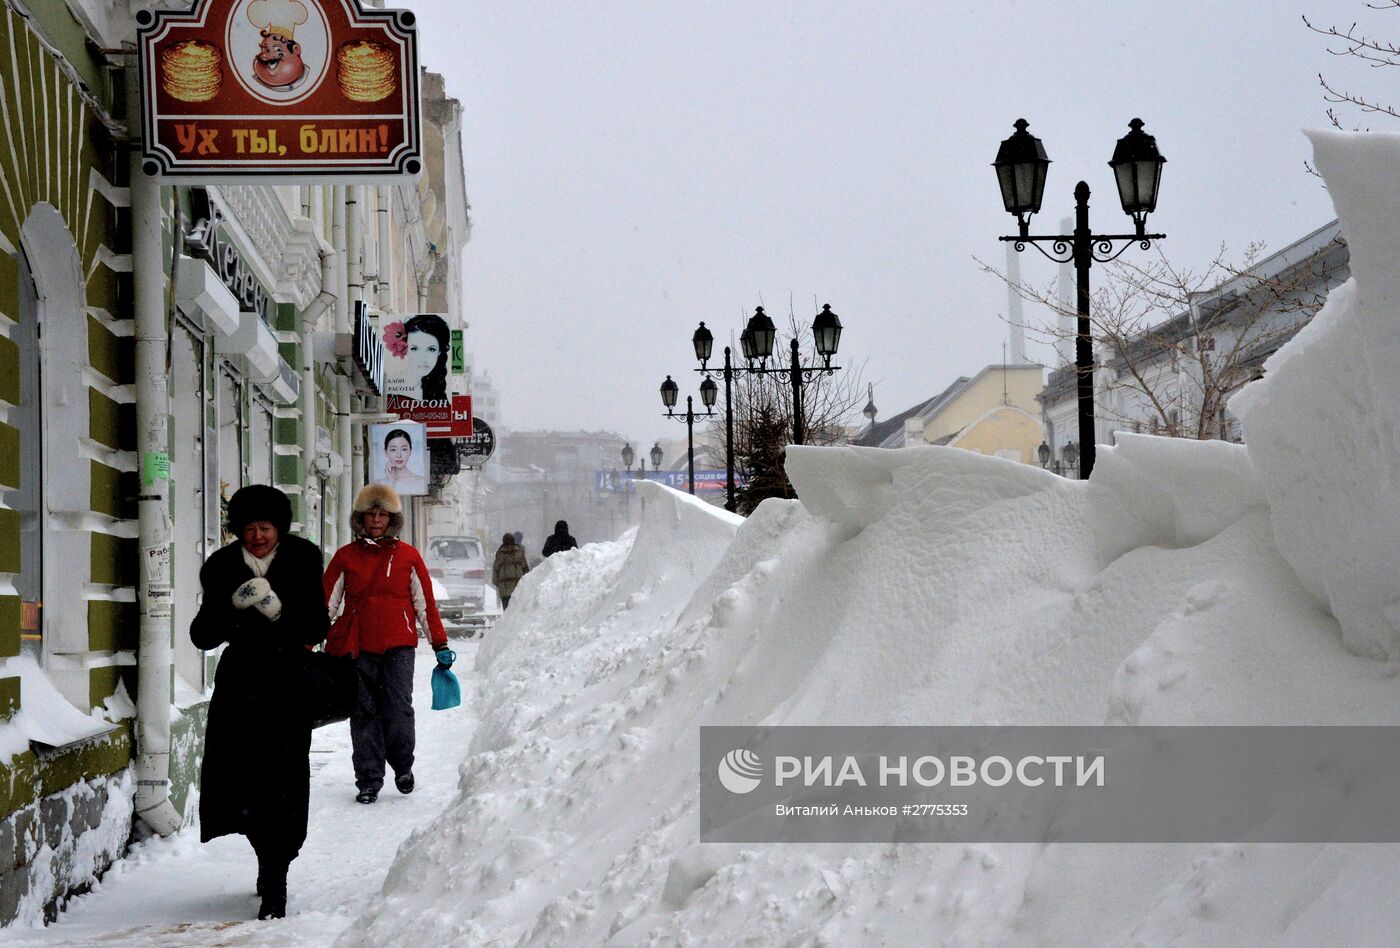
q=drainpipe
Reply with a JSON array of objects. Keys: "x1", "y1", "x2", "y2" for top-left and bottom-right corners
[
  {"x1": 301, "y1": 244, "x2": 338, "y2": 541},
  {"x1": 327, "y1": 186, "x2": 350, "y2": 546},
  {"x1": 128, "y1": 76, "x2": 182, "y2": 837},
  {"x1": 376, "y1": 185, "x2": 391, "y2": 309},
  {"x1": 346, "y1": 186, "x2": 369, "y2": 502}
]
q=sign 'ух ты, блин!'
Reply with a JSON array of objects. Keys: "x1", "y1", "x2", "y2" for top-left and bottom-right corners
[{"x1": 137, "y1": 0, "x2": 421, "y2": 179}]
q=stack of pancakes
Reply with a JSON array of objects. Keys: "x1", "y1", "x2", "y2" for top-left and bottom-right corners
[
  {"x1": 161, "y1": 40, "x2": 223, "y2": 102},
  {"x1": 336, "y1": 41, "x2": 396, "y2": 103}
]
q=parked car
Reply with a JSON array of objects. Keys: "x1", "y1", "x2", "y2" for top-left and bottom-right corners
[{"x1": 425, "y1": 535, "x2": 490, "y2": 633}]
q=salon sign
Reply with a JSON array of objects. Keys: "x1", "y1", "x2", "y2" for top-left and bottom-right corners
[{"x1": 137, "y1": 0, "x2": 422, "y2": 179}]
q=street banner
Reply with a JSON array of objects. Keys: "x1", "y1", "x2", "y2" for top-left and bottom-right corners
[
  {"x1": 386, "y1": 394, "x2": 472, "y2": 439},
  {"x1": 137, "y1": 0, "x2": 422, "y2": 179},
  {"x1": 595, "y1": 469, "x2": 743, "y2": 493},
  {"x1": 369, "y1": 421, "x2": 428, "y2": 495},
  {"x1": 455, "y1": 417, "x2": 495, "y2": 467}
]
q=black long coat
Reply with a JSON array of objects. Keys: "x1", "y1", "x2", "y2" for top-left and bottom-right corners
[{"x1": 189, "y1": 535, "x2": 329, "y2": 858}]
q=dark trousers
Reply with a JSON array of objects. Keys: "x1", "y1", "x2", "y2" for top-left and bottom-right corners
[{"x1": 351, "y1": 646, "x2": 416, "y2": 792}]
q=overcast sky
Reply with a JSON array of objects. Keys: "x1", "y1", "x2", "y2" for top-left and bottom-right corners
[{"x1": 411, "y1": 0, "x2": 1361, "y2": 453}]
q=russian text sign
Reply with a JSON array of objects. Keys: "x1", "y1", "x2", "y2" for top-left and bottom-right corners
[{"x1": 137, "y1": 0, "x2": 421, "y2": 179}]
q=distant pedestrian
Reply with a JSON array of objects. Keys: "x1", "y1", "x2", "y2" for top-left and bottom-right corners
[
  {"x1": 323, "y1": 484, "x2": 452, "y2": 805},
  {"x1": 189, "y1": 484, "x2": 330, "y2": 920},
  {"x1": 542, "y1": 519, "x2": 579, "y2": 558},
  {"x1": 492, "y1": 532, "x2": 530, "y2": 608}
]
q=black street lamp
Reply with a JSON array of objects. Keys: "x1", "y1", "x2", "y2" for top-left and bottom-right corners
[
  {"x1": 1037, "y1": 440, "x2": 1051, "y2": 468},
  {"x1": 621, "y1": 442, "x2": 635, "y2": 473},
  {"x1": 862, "y1": 383, "x2": 878, "y2": 428},
  {"x1": 660, "y1": 374, "x2": 716, "y2": 496},
  {"x1": 1062, "y1": 440, "x2": 1080, "y2": 478},
  {"x1": 995, "y1": 118, "x2": 1165, "y2": 480},
  {"x1": 650, "y1": 442, "x2": 664, "y2": 471},
  {"x1": 692, "y1": 321, "x2": 737, "y2": 513},
  {"x1": 693, "y1": 304, "x2": 846, "y2": 512}
]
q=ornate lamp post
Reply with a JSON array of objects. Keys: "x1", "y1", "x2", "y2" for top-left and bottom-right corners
[
  {"x1": 693, "y1": 303, "x2": 846, "y2": 512},
  {"x1": 995, "y1": 118, "x2": 1166, "y2": 480},
  {"x1": 1037, "y1": 440, "x2": 1051, "y2": 468},
  {"x1": 661, "y1": 374, "x2": 717, "y2": 495},
  {"x1": 1062, "y1": 440, "x2": 1080, "y2": 478}
]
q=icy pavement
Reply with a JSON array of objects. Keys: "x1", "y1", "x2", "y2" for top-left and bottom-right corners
[{"x1": 7, "y1": 642, "x2": 480, "y2": 947}]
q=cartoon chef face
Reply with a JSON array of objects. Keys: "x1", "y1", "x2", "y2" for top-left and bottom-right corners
[
  {"x1": 246, "y1": 0, "x2": 311, "y2": 90},
  {"x1": 253, "y1": 30, "x2": 305, "y2": 88}
]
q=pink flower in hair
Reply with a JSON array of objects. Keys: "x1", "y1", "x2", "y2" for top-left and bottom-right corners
[{"x1": 384, "y1": 320, "x2": 408, "y2": 359}]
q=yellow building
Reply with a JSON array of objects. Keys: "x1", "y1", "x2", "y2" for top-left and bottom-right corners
[{"x1": 854, "y1": 364, "x2": 1046, "y2": 465}]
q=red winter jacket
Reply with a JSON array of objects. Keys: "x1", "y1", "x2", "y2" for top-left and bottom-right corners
[{"x1": 323, "y1": 537, "x2": 448, "y2": 656}]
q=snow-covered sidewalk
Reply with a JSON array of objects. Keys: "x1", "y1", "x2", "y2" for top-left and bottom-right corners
[{"x1": 8, "y1": 643, "x2": 479, "y2": 947}]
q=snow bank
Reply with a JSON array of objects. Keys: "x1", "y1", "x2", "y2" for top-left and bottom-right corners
[
  {"x1": 340, "y1": 132, "x2": 1400, "y2": 946},
  {"x1": 1232, "y1": 131, "x2": 1400, "y2": 660}
]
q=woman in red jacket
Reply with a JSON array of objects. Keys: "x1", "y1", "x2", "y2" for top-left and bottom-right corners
[{"x1": 324, "y1": 484, "x2": 452, "y2": 804}]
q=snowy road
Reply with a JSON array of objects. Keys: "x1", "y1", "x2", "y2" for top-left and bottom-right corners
[{"x1": 8, "y1": 642, "x2": 480, "y2": 947}]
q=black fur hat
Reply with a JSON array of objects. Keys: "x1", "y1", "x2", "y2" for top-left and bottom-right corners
[{"x1": 226, "y1": 484, "x2": 293, "y2": 537}]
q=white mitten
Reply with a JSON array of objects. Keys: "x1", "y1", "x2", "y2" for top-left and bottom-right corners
[
  {"x1": 232, "y1": 578, "x2": 271, "y2": 610},
  {"x1": 251, "y1": 588, "x2": 283, "y2": 622}
]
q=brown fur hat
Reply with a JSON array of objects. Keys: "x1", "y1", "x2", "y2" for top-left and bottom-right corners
[{"x1": 352, "y1": 483, "x2": 404, "y2": 537}]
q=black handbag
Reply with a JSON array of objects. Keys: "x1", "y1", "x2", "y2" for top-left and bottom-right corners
[{"x1": 305, "y1": 650, "x2": 357, "y2": 729}]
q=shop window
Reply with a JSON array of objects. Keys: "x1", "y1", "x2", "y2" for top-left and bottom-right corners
[
  {"x1": 171, "y1": 322, "x2": 208, "y2": 693},
  {"x1": 217, "y1": 364, "x2": 244, "y2": 509},
  {"x1": 249, "y1": 392, "x2": 274, "y2": 487}
]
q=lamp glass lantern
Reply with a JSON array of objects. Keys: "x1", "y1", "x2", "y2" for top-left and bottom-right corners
[
  {"x1": 993, "y1": 118, "x2": 1050, "y2": 219},
  {"x1": 621, "y1": 442, "x2": 635, "y2": 469},
  {"x1": 745, "y1": 306, "x2": 777, "y2": 361},
  {"x1": 700, "y1": 375, "x2": 718, "y2": 408},
  {"x1": 812, "y1": 304, "x2": 842, "y2": 360},
  {"x1": 650, "y1": 442, "x2": 664, "y2": 470},
  {"x1": 1108, "y1": 118, "x2": 1166, "y2": 223},
  {"x1": 739, "y1": 324, "x2": 756, "y2": 361},
  {"x1": 660, "y1": 375, "x2": 679, "y2": 410},
  {"x1": 1062, "y1": 441, "x2": 1079, "y2": 469},
  {"x1": 692, "y1": 322, "x2": 714, "y2": 365},
  {"x1": 1037, "y1": 441, "x2": 1051, "y2": 467}
]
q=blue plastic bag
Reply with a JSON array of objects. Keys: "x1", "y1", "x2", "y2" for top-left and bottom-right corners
[{"x1": 431, "y1": 662, "x2": 461, "y2": 710}]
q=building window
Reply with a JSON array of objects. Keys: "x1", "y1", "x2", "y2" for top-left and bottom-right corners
[
  {"x1": 13, "y1": 252, "x2": 43, "y2": 661},
  {"x1": 171, "y1": 322, "x2": 208, "y2": 693},
  {"x1": 249, "y1": 392, "x2": 274, "y2": 486}
]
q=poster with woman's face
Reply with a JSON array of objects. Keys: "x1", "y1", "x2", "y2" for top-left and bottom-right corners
[
  {"x1": 381, "y1": 314, "x2": 451, "y2": 403},
  {"x1": 369, "y1": 421, "x2": 428, "y2": 496}
]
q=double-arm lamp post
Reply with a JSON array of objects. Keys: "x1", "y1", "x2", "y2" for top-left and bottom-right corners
[
  {"x1": 660, "y1": 375, "x2": 717, "y2": 496},
  {"x1": 994, "y1": 118, "x2": 1166, "y2": 480},
  {"x1": 691, "y1": 304, "x2": 844, "y2": 513},
  {"x1": 620, "y1": 440, "x2": 664, "y2": 478}
]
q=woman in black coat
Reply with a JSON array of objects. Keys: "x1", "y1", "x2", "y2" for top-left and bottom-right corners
[{"x1": 189, "y1": 485, "x2": 329, "y2": 920}]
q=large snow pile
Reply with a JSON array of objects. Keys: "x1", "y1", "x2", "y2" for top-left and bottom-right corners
[
  {"x1": 341, "y1": 132, "x2": 1400, "y2": 946},
  {"x1": 1232, "y1": 131, "x2": 1400, "y2": 661}
]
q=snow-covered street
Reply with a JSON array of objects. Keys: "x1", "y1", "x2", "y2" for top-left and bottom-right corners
[{"x1": 6, "y1": 643, "x2": 479, "y2": 947}]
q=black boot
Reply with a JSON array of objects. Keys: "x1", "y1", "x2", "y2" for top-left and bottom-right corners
[{"x1": 256, "y1": 860, "x2": 288, "y2": 919}]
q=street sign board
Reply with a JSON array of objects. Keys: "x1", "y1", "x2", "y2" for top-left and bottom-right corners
[
  {"x1": 456, "y1": 417, "x2": 495, "y2": 467},
  {"x1": 450, "y1": 329, "x2": 464, "y2": 374},
  {"x1": 386, "y1": 394, "x2": 472, "y2": 439},
  {"x1": 137, "y1": 0, "x2": 422, "y2": 180}
]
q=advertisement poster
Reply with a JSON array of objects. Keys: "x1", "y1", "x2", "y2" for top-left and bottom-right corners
[
  {"x1": 368, "y1": 420, "x2": 428, "y2": 496},
  {"x1": 380, "y1": 313, "x2": 451, "y2": 402},
  {"x1": 137, "y1": 0, "x2": 421, "y2": 178}
]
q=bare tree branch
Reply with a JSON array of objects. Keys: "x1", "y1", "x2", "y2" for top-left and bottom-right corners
[{"x1": 979, "y1": 237, "x2": 1342, "y2": 440}]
